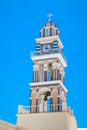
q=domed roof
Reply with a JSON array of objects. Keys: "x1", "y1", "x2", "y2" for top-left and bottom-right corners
[
  {"x1": 44, "y1": 21, "x2": 57, "y2": 27},
  {"x1": 40, "y1": 20, "x2": 60, "y2": 38}
]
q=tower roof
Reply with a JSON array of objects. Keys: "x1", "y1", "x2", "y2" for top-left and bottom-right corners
[
  {"x1": 40, "y1": 20, "x2": 60, "y2": 38},
  {"x1": 44, "y1": 21, "x2": 57, "y2": 28}
]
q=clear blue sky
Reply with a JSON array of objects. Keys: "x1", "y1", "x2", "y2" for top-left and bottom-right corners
[{"x1": 0, "y1": 0, "x2": 87, "y2": 128}]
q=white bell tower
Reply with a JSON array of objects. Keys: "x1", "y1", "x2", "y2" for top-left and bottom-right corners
[{"x1": 17, "y1": 14, "x2": 77, "y2": 130}]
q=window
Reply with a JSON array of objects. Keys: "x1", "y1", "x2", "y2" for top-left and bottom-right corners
[
  {"x1": 36, "y1": 99, "x2": 38, "y2": 112},
  {"x1": 46, "y1": 29, "x2": 49, "y2": 36},
  {"x1": 52, "y1": 30, "x2": 55, "y2": 35},
  {"x1": 58, "y1": 87, "x2": 60, "y2": 95},
  {"x1": 48, "y1": 71, "x2": 50, "y2": 81},
  {"x1": 44, "y1": 71, "x2": 47, "y2": 81},
  {"x1": 48, "y1": 63, "x2": 52, "y2": 81},
  {"x1": 58, "y1": 97, "x2": 62, "y2": 111},
  {"x1": 47, "y1": 98, "x2": 52, "y2": 112}
]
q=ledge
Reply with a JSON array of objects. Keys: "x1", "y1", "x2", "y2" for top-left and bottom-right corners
[
  {"x1": 29, "y1": 80, "x2": 68, "y2": 92},
  {"x1": 31, "y1": 52, "x2": 67, "y2": 67},
  {"x1": 35, "y1": 35, "x2": 63, "y2": 49}
]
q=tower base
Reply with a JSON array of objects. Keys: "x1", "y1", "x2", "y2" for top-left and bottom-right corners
[{"x1": 17, "y1": 112, "x2": 77, "y2": 130}]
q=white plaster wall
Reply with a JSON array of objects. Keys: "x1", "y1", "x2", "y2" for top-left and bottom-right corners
[{"x1": 17, "y1": 112, "x2": 77, "y2": 130}]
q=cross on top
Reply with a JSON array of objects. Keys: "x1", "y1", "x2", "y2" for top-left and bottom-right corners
[{"x1": 47, "y1": 13, "x2": 53, "y2": 22}]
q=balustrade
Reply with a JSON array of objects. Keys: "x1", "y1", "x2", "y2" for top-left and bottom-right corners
[{"x1": 18, "y1": 104, "x2": 68, "y2": 114}]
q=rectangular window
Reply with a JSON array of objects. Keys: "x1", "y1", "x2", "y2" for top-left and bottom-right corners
[
  {"x1": 58, "y1": 97, "x2": 62, "y2": 111},
  {"x1": 58, "y1": 97, "x2": 60, "y2": 111},
  {"x1": 58, "y1": 87, "x2": 60, "y2": 95},
  {"x1": 44, "y1": 71, "x2": 47, "y2": 81},
  {"x1": 37, "y1": 71, "x2": 39, "y2": 82},
  {"x1": 30, "y1": 99, "x2": 32, "y2": 112},
  {"x1": 48, "y1": 71, "x2": 50, "y2": 81},
  {"x1": 40, "y1": 31, "x2": 41, "y2": 37},
  {"x1": 36, "y1": 99, "x2": 38, "y2": 112},
  {"x1": 58, "y1": 72, "x2": 61, "y2": 80},
  {"x1": 46, "y1": 29, "x2": 49, "y2": 36},
  {"x1": 43, "y1": 29, "x2": 45, "y2": 37},
  {"x1": 52, "y1": 30, "x2": 55, "y2": 35},
  {"x1": 56, "y1": 29, "x2": 58, "y2": 35},
  {"x1": 50, "y1": 27, "x2": 52, "y2": 36},
  {"x1": 34, "y1": 71, "x2": 36, "y2": 82}
]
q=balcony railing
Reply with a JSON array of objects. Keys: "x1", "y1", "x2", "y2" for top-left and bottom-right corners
[
  {"x1": 30, "y1": 49, "x2": 67, "y2": 64},
  {"x1": 18, "y1": 104, "x2": 73, "y2": 116}
]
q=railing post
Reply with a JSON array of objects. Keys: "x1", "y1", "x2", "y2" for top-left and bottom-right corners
[
  {"x1": 62, "y1": 103, "x2": 67, "y2": 111},
  {"x1": 18, "y1": 105, "x2": 23, "y2": 114}
]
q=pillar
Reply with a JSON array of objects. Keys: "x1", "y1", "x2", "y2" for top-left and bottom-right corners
[{"x1": 33, "y1": 64, "x2": 39, "y2": 82}]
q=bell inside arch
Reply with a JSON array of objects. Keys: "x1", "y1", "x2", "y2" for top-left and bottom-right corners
[{"x1": 43, "y1": 91, "x2": 51, "y2": 101}]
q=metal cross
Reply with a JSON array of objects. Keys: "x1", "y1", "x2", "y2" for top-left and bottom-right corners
[{"x1": 47, "y1": 13, "x2": 53, "y2": 22}]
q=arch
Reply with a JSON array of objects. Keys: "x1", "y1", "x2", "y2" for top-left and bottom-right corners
[
  {"x1": 47, "y1": 60, "x2": 53, "y2": 64},
  {"x1": 38, "y1": 88, "x2": 51, "y2": 103},
  {"x1": 39, "y1": 87, "x2": 51, "y2": 95},
  {"x1": 38, "y1": 87, "x2": 52, "y2": 112}
]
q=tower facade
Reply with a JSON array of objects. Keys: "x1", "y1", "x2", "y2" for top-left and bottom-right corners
[
  {"x1": 30, "y1": 20, "x2": 67, "y2": 113},
  {"x1": 17, "y1": 16, "x2": 77, "y2": 130}
]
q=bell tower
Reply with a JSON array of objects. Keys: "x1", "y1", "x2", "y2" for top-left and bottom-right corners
[
  {"x1": 17, "y1": 14, "x2": 77, "y2": 130},
  {"x1": 30, "y1": 15, "x2": 67, "y2": 113}
]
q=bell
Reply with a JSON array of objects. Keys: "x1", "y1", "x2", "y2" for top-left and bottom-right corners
[
  {"x1": 43, "y1": 95, "x2": 48, "y2": 101},
  {"x1": 44, "y1": 91, "x2": 51, "y2": 97}
]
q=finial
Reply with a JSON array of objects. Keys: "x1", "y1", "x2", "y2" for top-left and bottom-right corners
[{"x1": 47, "y1": 13, "x2": 53, "y2": 22}]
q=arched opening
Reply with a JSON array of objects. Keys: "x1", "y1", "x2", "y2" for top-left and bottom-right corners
[
  {"x1": 38, "y1": 88, "x2": 51, "y2": 112},
  {"x1": 47, "y1": 97, "x2": 52, "y2": 112}
]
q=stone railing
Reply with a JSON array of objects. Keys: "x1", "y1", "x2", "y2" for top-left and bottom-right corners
[{"x1": 18, "y1": 104, "x2": 72, "y2": 115}]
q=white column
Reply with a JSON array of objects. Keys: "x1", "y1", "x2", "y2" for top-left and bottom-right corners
[
  {"x1": 62, "y1": 103, "x2": 67, "y2": 111},
  {"x1": 43, "y1": 64, "x2": 48, "y2": 81},
  {"x1": 59, "y1": 67, "x2": 64, "y2": 82},
  {"x1": 33, "y1": 65, "x2": 39, "y2": 82},
  {"x1": 52, "y1": 62, "x2": 56, "y2": 80},
  {"x1": 18, "y1": 105, "x2": 23, "y2": 114}
]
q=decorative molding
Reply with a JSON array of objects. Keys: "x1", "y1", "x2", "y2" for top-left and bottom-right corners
[
  {"x1": 38, "y1": 61, "x2": 44, "y2": 65},
  {"x1": 35, "y1": 35, "x2": 63, "y2": 49},
  {"x1": 29, "y1": 80, "x2": 68, "y2": 92},
  {"x1": 31, "y1": 53, "x2": 67, "y2": 67}
]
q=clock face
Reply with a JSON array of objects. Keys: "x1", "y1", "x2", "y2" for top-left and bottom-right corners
[{"x1": 42, "y1": 44, "x2": 51, "y2": 54}]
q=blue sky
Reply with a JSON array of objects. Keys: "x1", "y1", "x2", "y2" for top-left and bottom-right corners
[{"x1": 0, "y1": 0, "x2": 87, "y2": 128}]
